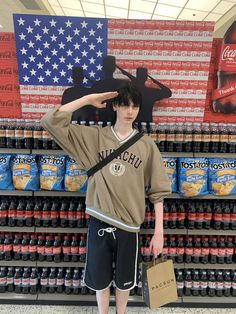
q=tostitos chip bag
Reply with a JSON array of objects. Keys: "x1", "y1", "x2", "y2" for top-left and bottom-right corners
[
  {"x1": 163, "y1": 157, "x2": 177, "y2": 193},
  {"x1": 12, "y1": 154, "x2": 39, "y2": 190},
  {"x1": 208, "y1": 159, "x2": 236, "y2": 196},
  {"x1": 178, "y1": 158, "x2": 208, "y2": 197},
  {"x1": 0, "y1": 155, "x2": 14, "y2": 190},
  {"x1": 65, "y1": 156, "x2": 87, "y2": 192},
  {"x1": 39, "y1": 155, "x2": 66, "y2": 191}
]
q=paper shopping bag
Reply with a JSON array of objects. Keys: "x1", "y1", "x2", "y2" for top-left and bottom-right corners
[{"x1": 142, "y1": 256, "x2": 178, "y2": 309}]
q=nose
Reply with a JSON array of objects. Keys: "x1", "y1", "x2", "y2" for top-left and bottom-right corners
[{"x1": 128, "y1": 106, "x2": 133, "y2": 114}]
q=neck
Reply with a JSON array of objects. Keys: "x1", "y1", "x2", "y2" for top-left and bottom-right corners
[{"x1": 113, "y1": 122, "x2": 134, "y2": 140}]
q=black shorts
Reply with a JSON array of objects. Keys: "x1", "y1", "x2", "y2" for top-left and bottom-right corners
[{"x1": 84, "y1": 217, "x2": 140, "y2": 291}]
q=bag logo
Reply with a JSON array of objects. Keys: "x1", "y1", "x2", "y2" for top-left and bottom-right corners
[{"x1": 109, "y1": 162, "x2": 125, "y2": 176}]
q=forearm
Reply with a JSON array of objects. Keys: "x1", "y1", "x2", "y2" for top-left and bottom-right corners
[
  {"x1": 59, "y1": 95, "x2": 90, "y2": 113},
  {"x1": 154, "y1": 202, "x2": 164, "y2": 235}
]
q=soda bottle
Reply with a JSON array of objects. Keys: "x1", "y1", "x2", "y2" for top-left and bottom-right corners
[
  {"x1": 14, "y1": 267, "x2": 22, "y2": 293},
  {"x1": 53, "y1": 236, "x2": 62, "y2": 263},
  {"x1": 25, "y1": 199, "x2": 34, "y2": 227},
  {"x1": 225, "y1": 236, "x2": 234, "y2": 264},
  {"x1": 199, "y1": 269, "x2": 208, "y2": 297},
  {"x1": 163, "y1": 202, "x2": 169, "y2": 229},
  {"x1": 21, "y1": 234, "x2": 30, "y2": 261},
  {"x1": 192, "y1": 236, "x2": 201, "y2": 264},
  {"x1": 192, "y1": 123, "x2": 202, "y2": 153},
  {"x1": 62, "y1": 235, "x2": 71, "y2": 262},
  {"x1": 72, "y1": 268, "x2": 80, "y2": 295},
  {"x1": 169, "y1": 203, "x2": 177, "y2": 229},
  {"x1": 208, "y1": 270, "x2": 216, "y2": 297},
  {"x1": 29, "y1": 268, "x2": 38, "y2": 294},
  {"x1": 215, "y1": 270, "x2": 224, "y2": 297},
  {"x1": 40, "y1": 268, "x2": 48, "y2": 293},
  {"x1": 191, "y1": 270, "x2": 200, "y2": 296},
  {"x1": 213, "y1": 21, "x2": 236, "y2": 114},
  {"x1": 8, "y1": 198, "x2": 17, "y2": 227},
  {"x1": 174, "y1": 123, "x2": 184, "y2": 152},
  {"x1": 219, "y1": 123, "x2": 229, "y2": 153},
  {"x1": 0, "y1": 234, "x2": 3, "y2": 260},
  {"x1": 156, "y1": 123, "x2": 166, "y2": 152},
  {"x1": 210, "y1": 123, "x2": 220, "y2": 153},
  {"x1": 15, "y1": 119, "x2": 24, "y2": 149},
  {"x1": 213, "y1": 202, "x2": 222, "y2": 230},
  {"x1": 7, "y1": 267, "x2": 14, "y2": 292},
  {"x1": 68, "y1": 201, "x2": 76, "y2": 228},
  {"x1": 5, "y1": 119, "x2": 15, "y2": 148},
  {"x1": 0, "y1": 119, "x2": 6, "y2": 148},
  {"x1": 56, "y1": 268, "x2": 64, "y2": 293},
  {"x1": 79, "y1": 235, "x2": 86, "y2": 263},
  {"x1": 29, "y1": 234, "x2": 37, "y2": 261},
  {"x1": 71, "y1": 236, "x2": 79, "y2": 262},
  {"x1": 203, "y1": 201, "x2": 212, "y2": 229},
  {"x1": 22, "y1": 267, "x2": 30, "y2": 294},
  {"x1": 48, "y1": 268, "x2": 56, "y2": 293},
  {"x1": 184, "y1": 269, "x2": 192, "y2": 296},
  {"x1": 80, "y1": 269, "x2": 88, "y2": 295},
  {"x1": 195, "y1": 201, "x2": 204, "y2": 229},
  {"x1": 51, "y1": 201, "x2": 59, "y2": 228},
  {"x1": 168, "y1": 236, "x2": 177, "y2": 263},
  {"x1": 183, "y1": 123, "x2": 193, "y2": 152},
  {"x1": 37, "y1": 235, "x2": 45, "y2": 261},
  {"x1": 209, "y1": 236, "x2": 218, "y2": 264},
  {"x1": 185, "y1": 236, "x2": 193, "y2": 264},
  {"x1": 24, "y1": 119, "x2": 34, "y2": 149},
  {"x1": 33, "y1": 121, "x2": 43, "y2": 149},
  {"x1": 176, "y1": 202, "x2": 185, "y2": 229},
  {"x1": 176, "y1": 236, "x2": 184, "y2": 264},
  {"x1": 148, "y1": 122, "x2": 157, "y2": 141},
  {"x1": 201, "y1": 123, "x2": 210, "y2": 153},
  {"x1": 187, "y1": 202, "x2": 196, "y2": 229},
  {"x1": 162, "y1": 236, "x2": 168, "y2": 257},
  {"x1": 166, "y1": 123, "x2": 175, "y2": 152},
  {"x1": 65, "y1": 268, "x2": 72, "y2": 294},
  {"x1": 4, "y1": 233, "x2": 12, "y2": 261},
  {"x1": 150, "y1": 205, "x2": 155, "y2": 230},
  {"x1": 222, "y1": 201, "x2": 230, "y2": 230},
  {"x1": 201, "y1": 236, "x2": 210, "y2": 264},
  {"x1": 230, "y1": 202, "x2": 236, "y2": 230},
  {"x1": 60, "y1": 199, "x2": 68, "y2": 227},
  {"x1": 34, "y1": 198, "x2": 42, "y2": 227},
  {"x1": 42, "y1": 128, "x2": 52, "y2": 149},
  {"x1": 42, "y1": 199, "x2": 51, "y2": 227},
  {"x1": 13, "y1": 234, "x2": 21, "y2": 260},
  {"x1": 232, "y1": 270, "x2": 236, "y2": 297},
  {"x1": 0, "y1": 198, "x2": 8, "y2": 226},
  {"x1": 45, "y1": 235, "x2": 53, "y2": 262},
  {"x1": 85, "y1": 212, "x2": 90, "y2": 228},
  {"x1": 16, "y1": 198, "x2": 25, "y2": 227},
  {"x1": 218, "y1": 236, "x2": 226, "y2": 264},
  {"x1": 0, "y1": 267, "x2": 7, "y2": 293},
  {"x1": 143, "y1": 202, "x2": 152, "y2": 229},
  {"x1": 223, "y1": 270, "x2": 232, "y2": 297},
  {"x1": 140, "y1": 122, "x2": 148, "y2": 135},
  {"x1": 176, "y1": 269, "x2": 184, "y2": 297},
  {"x1": 76, "y1": 200, "x2": 84, "y2": 228},
  {"x1": 227, "y1": 124, "x2": 236, "y2": 153}
]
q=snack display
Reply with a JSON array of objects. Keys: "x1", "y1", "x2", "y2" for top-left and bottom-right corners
[
  {"x1": 163, "y1": 157, "x2": 177, "y2": 192},
  {"x1": 65, "y1": 156, "x2": 87, "y2": 192},
  {"x1": 0, "y1": 155, "x2": 14, "y2": 190}
]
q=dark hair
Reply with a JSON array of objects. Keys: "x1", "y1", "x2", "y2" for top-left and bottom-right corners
[{"x1": 112, "y1": 81, "x2": 142, "y2": 108}]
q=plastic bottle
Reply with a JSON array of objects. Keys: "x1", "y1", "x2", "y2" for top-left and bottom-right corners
[
  {"x1": 29, "y1": 234, "x2": 37, "y2": 261},
  {"x1": 192, "y1": 123, "x2": 202, "y2": 153},
  {"x1": 68, "y1": 201, "x2": 76, "y2": 228},
  {"x1": 40, "y1": 268, "x2": 48, "y2": 293},
  {"x1": 225, "y1": 236, "x2": 234, "y2": 264},
  {"x1": 184, "y1": 269, "x2": 192, "y2": 296},
  {"x1": 203, "y1": 201, "x2": 212, "y2": 230},
  {"x1": 62, "y1": 235, "x2": 71, "y2": 262},
  {"x1": 191, "y1": 270, "x2": 200, "y2": 296},
  {"x1": 163, "y1": 202, "x2": 169, "y2": 229},
  {"x1": 209, "y1": 236, "x2": 218, "y2": 264},
  {"x1": 76, "y1": 200, "x2": 84, "y2": 228},
  {"x1": 223, "y1": 270, "x2": 232, "y2": 297},
  {"x1": 230, "y1": 202, "x2": 236, "y2": 230},
  {"x1": 16, "y1": 198, "x2": 25, "y2": 227},
  {"x1": 6, "y1": 119, "x2": 16, "y2": 148},
  {"x1": 174, "y1": 123, "x2": 184, "y2": 152},
  {"x1": 21, "y1": 234, "x2": 30, "y2": 261},
  {"x1": 176, "y1": 269, "x2": 184, "y2": 297},
  {"x1": 213, "y1": 202, "x2": 222, "y2": 230},
  {"x1": 222, "y1": 201, "x2": 230, "y2": 230},
  {"x1": 201, "y1": 236, "x2": 210, "y2": 264},
  {"x1": 13, "y1": 234, "x2": 21, "y2": 260},
  {"x1": 183, "y1": 123, "x2": 193, "y2": 152},
  {"x1": 176, "y1": 236, "x2": 184, "y2": 264},
  {"x1": 72, "y1": 268, "x2": 80, "y2": 295},
  {"x1": 166, "y1": 123, "x2": 175, "y2": 152},
  {"x1": 45, "y1": 235, "x2": 53, "y2": 262},
  {"x1": 188, "y1": 202, "x2": 196, "y2": 229},
  {"x1": 143, "y1": 202, "x2": 152, "y2": 229},
  {"x1": 8, "y1": 198, "x2": 17, "y2": 227},
  {"x1": 79, "y1": 235, "x2": 86, "y2": 263},
  {"x1": 195, "y1": 201, "x2": 204, "y2": 229},
  {"x1": 33, "y1": 120, "x2": 43, "y2": 149},
  {"x1": 0, "y1": 198, "x2": 8, "y2": 226},
  {"x1": 201, "y1": 123, "x2": 210, "y2": 153},
  {"x1": 4, "y1": 233, "x2": 12, "y2": 261},
  {"x1": 227, "y1": 124, "x2": 236, "y2": 153},
  {"x1": 169, "y1": 203, "x2": 177, "y2": 229},
  {"x1": 219, "y1": 123, "x2": 229, "y2": 153},
  {"x1": 168, "y1": 236, "x2": 177, "y2": 263},
  {"x1": 232, "y1": 270, "x2": 236, "y2": 297},
  {"x1": 15, "y1": 119, "x2": 24, "y2": 149},
  {"x1": 199, "y1": 270, "x2": 208, "y2": 297},
  {"x1": 0, "y1": 267, "x2": 7, "y2": 293},
  {"x1": 22, "y1": 267, "x2": 30, "y2": 294},
  {"x1": 34, "y1": 198, "x2": 42, "y2": 227},
  {"x1": 48, "y1": 268, "x2": 56, "y2": 293},
  {"x1": 56, "y1": 268, "x2": 64, "y2": 293},
  {"x1": 208, "y1": 270, "x2": 216, "y2": 297},
  {"x1": 37, "y1": 235, "x2": 45, "y2": 261},
  {"x1": 51, "y1": 201, "x2": 59, "y2": 228},
  {"x1": 0, "y1": 119, "x2": 6, "y2": 148},
  {"x1": 80, "y1": 269, "x2": 88, "y2": 295},
  {"x1": 217, "y1": 236, "x2": 226, "y2": 264},
  {"x1": 176, "y1": 202, "x2": 185, "y2": 229},
  {"x1": 210, "y1": 123, "x2": 220, "y2": 153},
  {"x1": 185, "y1": 236, "x2": 193, "y2": 264},
  {"x1": 29, "y1": 268, "x2": 38, "y2": 294},
  {"x1": 60, "y1": 199, "x2": 68, "y2": 227},
  {"x1": 156, "y1": 123, "x2": 166, "y2": 152},
  {"x1": 24, "y1": 119, "x2": 34, "y2": 149},
  {"x1": 192, "y1": 236, "x2": 201, "y2": 264},
  {"x1": 14, "y1": 267, "x2": 22, "y2": 293},
  {"x1": 25, "y1": 199, "x2": 34, "y2": 227},
  {"x1": 0, "y1": 234, "x2": 4, "y2": 260},
  {"x1": 42, "y1": 200, "x2": 51, "y2": 227},
  {"x1": 53, "y1": 236, "x2": 62, "y2": 263},
  {"x1": 7, "y1": 267, "x2": 14, "y2": 292},
  {"x1": 216, "y1": 270, "x2": 224, "y2": 297},
  {"x1": 65, "y1": 268, "x2": 72, "y2": 294},
  {"x1": 71, "y1": 236, "x2": 79, "y2": 262}
]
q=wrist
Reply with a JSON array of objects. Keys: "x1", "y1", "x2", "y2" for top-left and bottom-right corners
[{"x1": 154, "y1": 231, "x2": 164, "y2": 236}]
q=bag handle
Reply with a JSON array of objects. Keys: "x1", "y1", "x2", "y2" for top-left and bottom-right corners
[
  {"x1": 87, "y1": 132, "x2": 143, "y2": 178},
  {"x1": 153, "y1": 254, "x2": 166, "y2": 265}
]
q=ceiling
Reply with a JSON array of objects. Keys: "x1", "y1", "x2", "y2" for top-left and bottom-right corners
[{"x1": 1, "y1": 0, "x2": 236, "y2": 36}]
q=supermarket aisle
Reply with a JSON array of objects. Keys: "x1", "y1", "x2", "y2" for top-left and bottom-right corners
[{"x1": 0, "y1": 306, "x2": 235, "y2": 314}]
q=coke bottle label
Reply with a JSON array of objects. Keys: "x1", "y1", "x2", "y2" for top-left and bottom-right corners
[
  {"x1": 42, "y1": 130, "x2": 51, "y2": 139},
  {"x1": 193, "y1": 134, "x2": 201, "y2": 141},
  {"x1": 33, "y1": 131, "x2": 42, "y2": 138},
  {"x1": 220, "y1": 134, "x2": 229, "y2": 142},
  {"x1": 76, "y1": 212, "x2": 83, "y2": 219},
  {"x1": 8, "y1": 209, "x2": 16, "y2": 217},
  {"x1": 85, "y1": 213, "x2": 90, "y2": 219},
  {"x1": 56, "y1": 279, "x2": 64, "y2": 285},
  {"x1": 185, "y1": 248, "x2": 193, "y2": 255},
  {"x1": 0, "y1": 244, "x2": 3, "y2": 251},
  {"x1": 79, "y1": 247, "x2": 86, "y2": 254},
  {"x1": 45, "y1": 247, "x2": 53, "y2": 254},
  {"x1": 40, "y1": 278, "x2": 48, "y2": 285},
  {"x1": 185, "y1": 281, "x2": 192, "y2": 288},
  {"x1": 230, "y1": 213, "x2": 236, "y2": 221},
  {"x1": 202, "y1": 248, "x2": 210, "y2": 255},
  {"x1": 162, "y1": 247, "x2": 168, "y2": 255},
  {"x1": 73, "y1": 279, "x2": 80, "y2": 287},
  {"x1": 171, "y1": 213, "x2": 177, "y2": 220},
  {"x1": 145, "y1": 213, "x2": 152, "y2": 221},
  {"x1": 202, "y1": 134, "x2": 210, "y2": 142},
  {"x1": 29, "y1": 246, "x2": 37, "y2": 253},
  {"x1": 25, "y1": 211, "x2": 33, "y2": 218},
  {"x1": 197, "y1": 213, "x2": 204, "y2": 220},
  {"x1": 34, "y1": 212, "x2": 41, "y2": 218},
  {"x1": 6, "y1": 130, "x2": 14, "y2": 137},
  {"x1": 60, "y1": 211, "x2": 67, "y2": 218},
  {"x1": 22, "y1": 278, "x2": 30, "y2": 286},
  {"x1": 226, "y1": 248, "x2": 234, "y2": 255},
  {"x1": 0, "y1": 210, "x2": 7, "y2": 218},
  {"x1": 21, "y1": 246, "x2": 29, "y2": 253},
  {"x1": 4, "y1": 244, "x2": 13, "y2": 252},
  {"x1": 177, "y1": 213, "x2": 185, "y2": 219},
  {"x1": 224, "y1": 282, "x2": 232, "y2": 288},
  {"x1": 7, "y1": 277, "x2": 13, "y2": 284},
  {"x1": 184, "y1": 134, "x2": 193, "y2": 142},
  {"x1": 65, "y1": 279, "x2": 72, "y2": 287},
  {"x1": 176, "y1": 282, "x2": 184, "y2": 289},
  {"x1": 176, "y1": 133, "x2": 184, "y2": 141},
  {"x1": 63, "y1": 247, "x2": 71, "y2": 254},
  {"x1": 71, "y1": 247, "x2": 79, "y2": 254},
  {"x1": 0, "y1": 130, "x2": 5, "y2": 137},
  {"x1": 37, "y1": 246, "x2": 45, "y2": 254},
  {"x1": 223, "y1": 213, "x2": 230, "y2": 221},
  {"x1": 216, "y1": 282, "x2": 224, "y2": 289},
  {"x1": 218, "y1": 248, "x2": 226, "y2": 256},
  {"x1": 16, "y1": 211, "x2": 25, "y2": 218},
  {"x1": 15, "y1": 130, "x2": 24, "y2": 138},
  {"x1": 232, "y1": 282, "x2": 236, "y2": 288},
  {"x1": 193, "y1": 281, "x2": 200, "y2": 288},
  {"x1": 13, "y1": 245, "x2": 21, "y2": 252},
  {"x1": 188, "y1": 213, "x2": 197, "y2": 220},
  {"x1": 30, "y1": 278, "x2": 38, "y2": 285},
  {"x1": 193, "y1": 248, "x2": 201, "y2": 256},
  {"x1": 163, "y1": 213, "x2": 169, "y2": 219},
  {"x1": 49, "y1": 279, "x2": 56, "y2": 285},
  {"x1": 219, "y1": 44, "x2": 236, "y2": 71},
  {"x1": 24, "y1": 130, "x2": 33, "y2": 138},
  {"x1": 210, "y1": 248, "x2": 218, "y2": 255},
  {"x1": 208, "y1": 282, "x2": 216, "y2": 288},
  {"x1": 211, "y1": 134, "x2": 220, "y2": 142},
  {"x1": 214, "y1": 213, "x2": 222, "y2": 221},
  {"x1": 228, "y1": 134, "x2": 236, "y2": 143},
  {"x1": 200, "y1": 282, "x2": 207, "y2": 288},
  {"x1": 42, "y1": 211, "x2": 50, "y2": 218},
  {"x1": 14, "y1": 278, "x2": 21, "y2": 285},
  {"x1": 176, "y1": 248, "x2": 184, "y2": 254},
  {"x1": 52, "y1": 247, "x2": 61, "y2": 254},
  {"x1": 204, "y1": 213, "x2": 212, "y2": 220},
  {"x1": 169, "y1": 248, "x2": 177, "y2": 255},
  {"x1": 51, "y1": 212, "x2": 59, "y2": 219}
]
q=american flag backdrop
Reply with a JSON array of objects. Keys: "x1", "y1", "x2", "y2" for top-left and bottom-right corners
[{"x1": 13, "y1": 14, "x2": 215, "y2": 122}]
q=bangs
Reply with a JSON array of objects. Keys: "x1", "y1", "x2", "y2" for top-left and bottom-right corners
[{"x1": 112, "y1": 81, "x2": 142, "y2": 108}]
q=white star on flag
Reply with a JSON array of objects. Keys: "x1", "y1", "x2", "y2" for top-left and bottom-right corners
[
  {"x1": 19, "y1": 33, "x2": 26, "y2": 40},
  {"x1": 89, "y1": 29, "x2": 95, "y2": 36},
  {"x1": 52, "y1": 63, "x2": 59, "y2": 70},
  {"x1": 38, "y1": 75, "x2": 44, "y2": 82},
  {"x1": 59, "y1": 42, "x2": 65, "y2": 49},
  {"x1": 66, "y1": 49, "x2": 73, "y2": 56},
  {"x1": 52, "y1": 76, "x2": 59, "y2": 83},
  {"x1": 74, "y1": 43, "x2": 80, "y2": 49},
  {"x1": 28, "y1": 41, "x2": 34, "y2": 48},
  {"x1": 89, "y1": 70, "x2": 95, "y2": 78},
  {"x1": 30, "y1": 69, "x2": 37, "y2": 76},
  {"x1": 37, "y1": 62, "x2": 43, "y2": 69},
  {"x1": 67, "y1": 63, "x2": 73, "y2": 70},
  {"x1": 42, "y1": 26, "x2": 49, "y2": 34},
  {"x1": 96, "y1": 64, "x2": 103, "y2": 71},
  {"x1": 89, "y1": 43, "x2": 95, "y2": 50},
  {"x1": 66, "y1": 35, "x2": 72, "y2": 42},
  {"x1": 96, "y1": 36, "x2": 103, "y2": 43},
  {"x1": 29, "y1": 55, "x2": 36, "y2": 62},
  {"x1": 34, "y1": 18, "x2": 41, "y2": 26},
  {"x1": 51, "y1": 34, "x2": 57, "y2": 41},
  {"x1": 82, "y1": 63, "x2": 88, "y2": 70},
  {"x1": 26, "y1": 26, "x2": 33, "y2": 33},
  {"x1": 96, "y1": 21, "x2": 103, "y2": 29},
  {"x1": 81, "y1": 50, "x2": 88, "y2": 57},
  {"x1": 49, "y1": 19, "x2": 57, "y2": 27},
  {"x1": 18, "y1": 18, "x2": 25, "y2": 25},
  {"x1": 89, "y1": 57, "x2": 95, "y2": 64},
  {"x1": 81, "y1": 35, "x2": 88, "y2": 43},
  {"x1": 65, "y1": 20, "x2": 72, "y2": 27},
  {"x1": 22, "y1": 61, "x2": 28, "y2": 68},
  {"x1": 67, "y1": 77, "x2": 73, "y2": 83},
  {"x1": 74, "y1": 56, "x2": 80, "y2": 64},
  {"x1": 20, "y1": 47, "x2": 27, "y2": 54},
  {"x1": 73, "y1": 28, "x2": 80, "y2": 35},
  {"x1": 52, "y1": 49, "x2": 58, "y2": 56},
  {"x1": 43, "y1": 41, "x2": 50, "y2": 49},
  {"x1": 36, "y1": 48, "x2": 43, "y2": 55},
  {"x1": 58, "y1": 27, "x2": 64, "y2": 35},
  {"x1": 45, "y1": 69, "x2": 51, "y2": 76},
  {"x1": 59, "y1": 56, "x2": 66, "y2": 63},
  {"x1": 23, "y1": 75, "x2": 29, "y2": 82},
  {"x1": 81, "y1": 20, "x2": 88, "y2": 28},
  {"x1": 60, "y1": 69, "x2": 66, "y2": 76},
  {"x1": 35, "y1": 33, "x2": 42, "y2": 41}
]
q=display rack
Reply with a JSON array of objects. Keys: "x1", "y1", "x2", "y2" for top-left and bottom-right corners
[{"x1": 0, "y1": 148, "x2": 235, "y2": 306}]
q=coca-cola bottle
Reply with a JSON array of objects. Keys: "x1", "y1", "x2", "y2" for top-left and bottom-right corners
[
  {"x1": 71, "y1": 236, "x2": 79, "y2": 262},
  {"x1": 60, "y1": 199, "x2": 68, "y2": 227},
  {"x1": 34, "y1": 198, "x2": 42, "y2": 227},
  {"x1": 79, "y1": 235, "x2": 86, "y2": 262},
  {"x1": 14, "y1": 267, "x2": 22, "y2": 293},
  {"x1": 185, "y1": 236, "x2": 193, "y2": 264},
  {"x1": 230, "y1": 202, "x2": 236, "y2": 230},
  {"x1": 219, "y1": 123, "x2": 229, "y2": 153},
  {"x1": 25, "y1": 199, "x2": 34, "y2": 227},
  {"x1": 223, "y1": 270, "x2": 232, "y2": 297},
  {"x1": 143, "y1": 202, "x2": 152, "y2": 229},
  {"x1": 184, "y1": 269, "x2": 192, "y2": 296},
  {"x1": 156, "y1": 123, "x2": 166, "y2": 152},
  {"x1": 208, "y1": 270, "x2": 216, "y2": 297},
  {"x1": 163, "y1": 202, "x2": 169, "y2": 229},
  {"x1": 217, "y1": 236, "x2": 226, "y2": 264},
  {"x1": 53, "y1": 236, "x2": 62, "y2": 263},
  {"x1": 216, "y1": 270, "x2": 224, "y2": 297},
  {"x1": 225, "y1": 236, "x2": 234, "y2": 264},
  {"x1": 64, "y1": 268, "x2": 72, "y2": 294},
  {"x1": 162, "y1": 236, "x2": 168, "y2": 257},
  {"x1": 174, "y1": 123, "x2": 184, "y2": 152},
  {"x1": 183, "y1": 123, "x2": 193, "y2": 152},
  {"x1": 45, "y1": 235, "x2": 53, "y2": 262},
  {"x1": 29, "y1": 234, "x2": 37, "y2": 261},
  {"x1": 22, "y1": 267, "x2": 30, "y2": 294},
  {"x1": 213, "y1": 21, "x2": 236, "y2": 114},
  {"x1": 48, "y1": 268, "x2": 56, "y2": 293},
  {"x1": 168, "y1": 236, "x2": 176, "y2": 263},
  {"x1": 222, "y1": 201, "x2": 230, "y2": 230},
  {"x1": 72, "y1": 268, "x2": 80, "y2": 295},
  {"x1": 210, "y1": 123, "x2": 219, "y2": 153},
  {"x1": 191, "y1": 270, "x2": 200, "y2": 296},
  {"x1": 195, "y1": 201, "x2": 204, "y2": 229},
  {"x1": 76, "y1": 200, "x2": 84, "y2": 228},
  {"x1": 176, "y1": 269, "x2": 184, "y2": 297},
  {"x1": 0, "y1": 198, "x2": 8, "y2": 226},
  {"x1": 29, "y1": 268, "x2": 38, "y2": 294},
  {"x1": 68, "y1": 201, "x2": 76, "y2": 228},
  {"x1": 232, "y1": 270, "x2": 236, "y2": 297},
  {"x1": 201, "y1": 236, "x2": 210, "y2": 264},
  {"x1": 50, "y1": 201, "x2": 59, "y2": 228},
  {"x1": 169, "y1": 203, "x2": 177, "y2": 229},
  {"x1": 213, "y1": 203, "x2": 222, "y2": 230},
  {"x1": 0, "y1": 266, "x2": 7, "y2": 292},
  {"x1": 24, "y1": 119, "x2": 34, "y2": 149},
  {"x1": 16, "y1": 199, "x2": 25, "y2": 227},
  {"x1": 209, "y1": 236, "x2": 218, "y2": 264},
  {"x1": 166, "y1": 123, "x2": 175, "y2": 152},
  {"x1": 8, "y1": 198, "x2": 17, "y2": 227},
  {"x1": 13, "y1": 234, "x2": 21, "y2": 260},
  {"x1": 33, "y1": 121, "x2": 43, "y2": 149},
  {"x1": 4, "y1": 233, "x2": 12, "y2": 261},
  {"x1": 136, "y1": 269, "x2": 142, "y2": 296},
  {"x1": 21, "y1": 234, "x2": 30, "y2": 261},
  {"x1": 201, "y1": 123, "x2": 210, "y2": 153},
  {"x1": 80, "y1": 269, "x2": 88, "y2": 295},
  {"x1": 176, "y1": 236, "x2": 184, "y2": 264},
  {"x1": 203, "y1": 201, "x2": 212, "y2": 229},
  {"x1": 85, "y1": 212, "x2": 90, "y2": 228},
  {"x1": 192, "y1": 123, "x2": 202, "y2": 153},
  {"x1": 227, "y1": 124, "x2": 236, "y2": 153},
  {"x1": 42, "y1": 200, "x2": 51, "y2": 227},
  {"x1": 199, "y1": 269, "x2": 208, "y2": 297},
  {"x1": 176, "y1": 202, "x2": 185, "y2": 229},
  {"x1": 187, "y1": 202, "x2": 196, "y2": 229},
  {"x1": 37, "y1": 235, "x2": 45, "y2": 261},
  {"x1": 0, "y1": 120, "x2": 6, "y2": 148},
  {"x1": 40, "y1": 268, "x2": 48, "y2": 293},
  {"x1": 192, "y1": 236, "x2": 201, "y2": 264},
  {"x1": 62, "y1": 235, "x2": 71, "y2": 262},
  {"x1": 7, "y1": 267, "x2": 14, "y2": 292},
  {"x1": 56, "y1": 268, "x2": 64, "y2": 293}
]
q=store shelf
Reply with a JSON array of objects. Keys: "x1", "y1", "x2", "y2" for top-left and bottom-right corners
[
  {"x1": 183, "y1": 296, "x2": 236, "y2": 303},
  {"x1": 167, "y1": 193, "x2": 236, "y2": 200},
  {"x1": 0, "y1": 226, "x2": 35, "y2": 232},
  {"x1": 194, "y1": 153, "x2": 236, "y2": 158},
  {"x1": 36, "y1": 261, "x2": 84, "y2": 267},
  {"x1": 0, "y1": 149, "x2": 31, "y2": 154},
  {"x1": 0, "y1": 190, "x2": 33, "y2": 196},
  {"x1": 184, "y1": 263, "x2": 236, "y2": 269},
  {"x1": 0, "y1": 293, "x2": 37, "y2": 300},
  {"x1": 161, "y1": 152, "x2": 194, "y2": 157},
  {"x1": 35, "y1": 227, "x2": 87, "y2": 233},
  {"x1": 31, "y1": 149, "x2": 64, "y2": 155},
  {"x1": 33, "y1": 191, "x2": 85, "y2": 197},
  {"x1": 0, "y1": 260, "x2": 36, "y2": 267},
  {"x1": 187, "y1": 229, "x2": 236, "y2": 236}
]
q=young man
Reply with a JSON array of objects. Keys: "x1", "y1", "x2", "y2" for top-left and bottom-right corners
[{"x1": 41, "y1": 82, "x2": 171, "y2": 314}]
